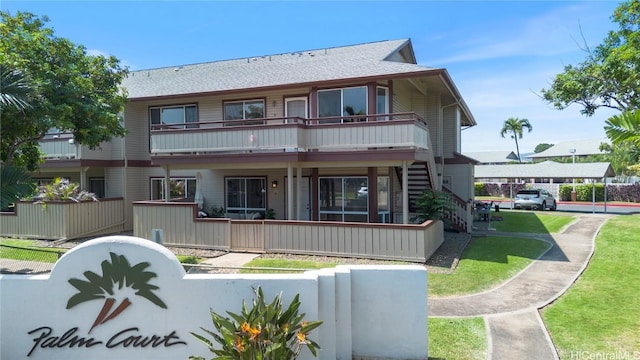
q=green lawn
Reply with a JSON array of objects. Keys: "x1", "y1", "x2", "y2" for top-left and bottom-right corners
[
  {"x1": 542, "y1": 214, "x2": 640, "y2": 358},
  {"x1": 490, "y1": 210, "x2": 575, "y2": 233},
  {"x1": 0, "y1": 239, "x2": 65, "y2": 263},
  {"x1": 0, "y1": 238, "x2": 199, "y2": 265},
  {"x1": 240, "y1": 258, "x2": 338, "y2": 273},
  {"x1": 428, "y1": 318, "x2": 486, "y2": 360},
  {"x1": 429, "y1": 236, "x2": 550, "y2": 297}
]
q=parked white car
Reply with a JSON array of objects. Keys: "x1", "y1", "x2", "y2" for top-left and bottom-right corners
[{"x1": 514, "y1": 189, "x2": 557, "y2": 211}]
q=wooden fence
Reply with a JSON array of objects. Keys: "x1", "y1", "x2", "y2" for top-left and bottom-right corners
[
  {"x1": 133, "y1": 201, "x2": 444, "y2": 263},
  {"x1": 0, "y1": 198, "x2": 125, "y2": 240}
]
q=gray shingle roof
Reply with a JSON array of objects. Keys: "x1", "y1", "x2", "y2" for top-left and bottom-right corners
[
  {"x1": 475, "y1": 161, "x2": 615, "y2": 179},
  {"x1": 528, "y1": 139, "x2": 609, "y2": 158},
  {"x1": 122, "y1": 39, "x2": 440, "y2": 99}
]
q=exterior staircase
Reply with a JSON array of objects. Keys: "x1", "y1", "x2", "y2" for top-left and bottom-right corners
[{"x1": 395, "y1": 162, "x2": 469, "y2": 233}]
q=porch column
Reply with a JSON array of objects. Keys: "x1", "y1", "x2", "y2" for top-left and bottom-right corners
[
  {"x1": 368, "y1": 167, "x2": 378, "y2": 222},
  {"x1": 287, "y1": 164, "x2": 293, "y2": 220},
  {"x1": 80, "y1": 167, "x2": 88, "y2": 191},
  {"x1": 311, "y1": 168, "x2": 319, "y2": 221},
  {"x1": 296, "y1": 165, "x2": 302, "y2": 220},
  {"x1": 163, "y1": 165, "x2": 171, "y2": 202},
  {"x1": 402, "y1": 160, "x2": 409, "y2": 224}
]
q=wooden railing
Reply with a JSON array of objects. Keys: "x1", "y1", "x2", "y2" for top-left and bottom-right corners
[
  {"x1": 0, "y1": 198, "x2": 125, "y2": 240},
  {"x1": 149, "y1": 113, "x2": 433, "y2": 155},
  {"x1": 442, "y1": 186, "x2": 470, "y2": 233},
  {"x1": 133, "y1": 201, "x2": 444, "y2": 263},
  {"x1": 38, "y1": 132, "x2": 113, "y2": 160}
]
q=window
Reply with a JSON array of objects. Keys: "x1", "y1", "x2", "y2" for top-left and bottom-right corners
[
  {"x1": 319, "y1": 177, "x2": 368, "y2": 222},
  {"x1": 226, "y1": 177, "x2": 266, "y2": 215},
  {"x1": 89, "y1": 177, "x2": 106, "y2": 198},
  {"x1": 318, "y1": 87, "x2": 367, "y2": 123},
  {"x1": 149, "y1": 105, "x2": 198, "y2": 129},
  {"x1": 150, "y1": 177, "x2": 196, "y2": 200},
  {"x1": 224, "y1": 99, "x2": 265, "y2": 125}
]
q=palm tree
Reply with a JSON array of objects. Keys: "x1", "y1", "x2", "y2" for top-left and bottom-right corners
[
  {"x1": 0, "y1": 66, "x2": 32, "y2": 111},
  {"x1": 500, "y1": 117, "x2": 533, "y2": 163},
  {"x1": 605, "y1": 111, "x2": 640, "y2": 174},
  {"x1": 0, "y1": 165, "x2": 36, "y2": 211},
  {"x1": 605, "y1": 110, "x2": 640, "y2": 146}
]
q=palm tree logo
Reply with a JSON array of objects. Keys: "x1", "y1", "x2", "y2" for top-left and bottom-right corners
[{"x1": 66, "y1": 252, "x2": 167, "y2": 333}]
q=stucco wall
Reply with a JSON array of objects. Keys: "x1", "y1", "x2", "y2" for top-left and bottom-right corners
[{"x1": 0, "y1": 236, "x2": 428, "y2": 360}]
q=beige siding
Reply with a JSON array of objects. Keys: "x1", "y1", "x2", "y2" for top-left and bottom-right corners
[
  {"x1": 124, "y1": 103, "x2": 152, "y2": 161},
  {"x1": 442, "y1": 106, "x2": 460, "y2": 157},
  {"x1": 392, "y1": 81, "x2": 412, "y2": 113},
  {"x1": 133, "y1": 202, "x2": 444, "y2": 263},
  {"x1": 1, "y1": 199, "x2": 125, "y2": 240}
]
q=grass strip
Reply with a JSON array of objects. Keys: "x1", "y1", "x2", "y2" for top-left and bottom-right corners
[
  {"x1": 240, "y1": 258, "x2": 337, "y2": 273},
  {"x1": 428, "y1": 317, "x2": 486, "y2": 360},
  {"x1": 542, "y1": 215, "x2": 640, "y2": 358},
  {"x1": 429, "y1": 236, "x2": 550, "y2": 297},
  {"x1": 489, "y1": 210, "x2": 574, "y2": 233}
]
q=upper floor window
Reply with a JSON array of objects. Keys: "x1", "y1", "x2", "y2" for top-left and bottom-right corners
[
  {"x1": 224, "y1": 99, "x2": 264, "y2": 125},
  {"x1": 318, "y1": 86, "x2": 367, "y2": 122},
  {"x1": 150, "y1": 104, "x2": 198, "y2": 129}
]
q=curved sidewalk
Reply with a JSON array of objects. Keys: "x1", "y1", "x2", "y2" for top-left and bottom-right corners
[{"x1": 429, "y1": 213, "x2": 612, "y2": 359}]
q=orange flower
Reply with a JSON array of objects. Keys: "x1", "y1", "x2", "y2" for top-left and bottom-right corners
[
  {"x1": 296, "y1": 331, "x2": 307, "y2": 343},
  {"x1": 248, "y1": 325, "x2": 261, "y2": 341},
  {"x1": 234, "y1": 336, "x2": 246, "y2": 352},
  {"x1": 281, "y1": 323, "x2": 289, "y2": 333},
  {"x1": 240, "y1": 322, "x2": 251, "y2": 333}
]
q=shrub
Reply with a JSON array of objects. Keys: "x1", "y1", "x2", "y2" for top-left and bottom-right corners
[
  {"x1": 474, "y1": 183, "x2": 487, "y2": 196},
  {"x1": 190, "y1": 286, "x2": 322, "y2": 360},
  {"x1": 559, "y1": 185, "x2": 573, "y2": 201},
  {"x1": 23, "y1": 178, "x2": 97, "y2": 204},
  {"x1": 411, "y1": 189, "x2": 451, "y2": 223}
]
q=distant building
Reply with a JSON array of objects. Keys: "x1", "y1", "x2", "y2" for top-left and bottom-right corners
[
  {"x1": 464, "y1": 151, "x2": 520, "y2": 164},
  {"x1": 527, "y1": 139, "x2": 608, "y2": 162}
]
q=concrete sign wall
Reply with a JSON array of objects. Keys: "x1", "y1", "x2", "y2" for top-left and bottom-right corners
[{"x1": 0, "y1": 236, "x2": 428, "y2": 360}]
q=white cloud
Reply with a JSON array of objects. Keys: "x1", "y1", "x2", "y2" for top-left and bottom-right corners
[{"x1": 424, "y1": 3, "x2": 614, "y2": 66}]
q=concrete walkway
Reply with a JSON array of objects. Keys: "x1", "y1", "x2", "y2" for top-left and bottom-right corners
[
  {"x1": 430, "y1": 213, "x2": 612, "y2": 359},
  {"x1": 199, "y1": 252, "x2": 261, "y2": 268}
]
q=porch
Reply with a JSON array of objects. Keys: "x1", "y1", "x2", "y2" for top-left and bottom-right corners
[{"x1": 133, "y1": 201, "x2": 444, "y2": 263}]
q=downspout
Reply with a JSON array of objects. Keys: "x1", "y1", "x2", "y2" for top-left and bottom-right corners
[
  {"x1": 440, "y1": 100, "x2": 460, "y2": 188},
  {"x1": 121, "y1": 112, "x2": 128, "y2": 229}
]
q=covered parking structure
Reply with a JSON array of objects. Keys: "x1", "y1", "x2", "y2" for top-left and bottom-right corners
[{"x1": 475, "y1": 160, "x2": 616, "y2": 212}]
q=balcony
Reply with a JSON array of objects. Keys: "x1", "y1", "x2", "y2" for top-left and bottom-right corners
[
  {"x1": 38, "y1": 132, "x2": 113, "y2": 161},
  {"x1": 149, "y1": 112, "x2": 431, "y2": 155}
]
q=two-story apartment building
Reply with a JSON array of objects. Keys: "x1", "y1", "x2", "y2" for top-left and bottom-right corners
[{"x1": 31, "y1": 39, "x2": 477, "y2": 241}]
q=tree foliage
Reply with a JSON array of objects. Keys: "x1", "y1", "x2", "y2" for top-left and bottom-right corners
[
  {"x1": 0, "y1": 11, "x2": 128, "y2": 171},
  {"x1": 541, "y1": 0, "x2": 640, "y2": 115},
  {"x1": 534, "y1": 143, "x2": 554, "y2": 153},
  {"x1": 499, "y1": 117, "x2": 532, "y2": 163}
]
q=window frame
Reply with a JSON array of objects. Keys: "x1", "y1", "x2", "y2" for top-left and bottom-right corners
[
  {"x1": 150, "y1": 177, "x2": 197, "y2": 200},
  {"x1": 317, "y1": 86, "x2": 368, "y2": 123},
  {"x1": 225, "y1": 177, "x2": 267, "y2": 215},
  {"x1": 223, "y1": 98, "x2": 266, "y2": 126},
  {"x1": 149, "y1": 104, "x2": 198, "y2": 130},
  {"x1": 318, "y1": 176, "x2": 369, "y2": 222}
]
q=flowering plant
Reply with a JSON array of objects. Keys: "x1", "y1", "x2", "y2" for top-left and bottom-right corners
[{"x1": 190, "y1": 286, "x2": 322, "y2": 360}]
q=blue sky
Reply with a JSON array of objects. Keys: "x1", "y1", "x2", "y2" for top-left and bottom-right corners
[{"x1": 2, "y1": 1, "x2": 622, "y2": 153}]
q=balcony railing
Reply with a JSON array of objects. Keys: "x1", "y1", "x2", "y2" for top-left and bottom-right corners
[
  {"x1": 38, "y1": 132, "x2": 113, "y2": 160},
  {"x1": 149, "y1": 112, "x2": 431, "y2": 155}
]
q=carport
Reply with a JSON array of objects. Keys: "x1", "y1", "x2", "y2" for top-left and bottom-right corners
[{"x1": 474, "y1": 160, "x2": 616, "y2": 213}]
